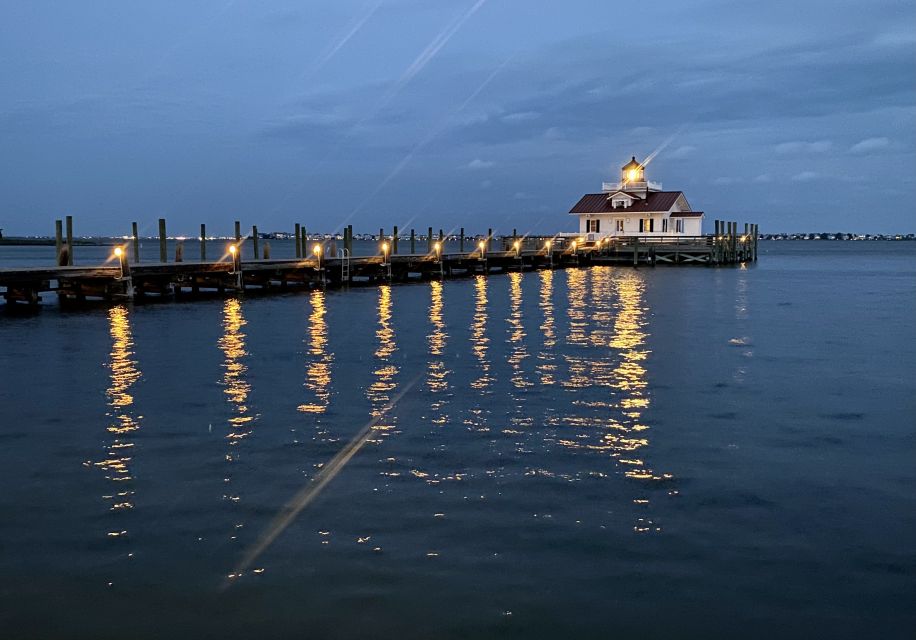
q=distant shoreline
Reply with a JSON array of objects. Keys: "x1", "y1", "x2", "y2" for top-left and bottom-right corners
[{"x1": 0, "y1": 237, "x2": 115, "y2": 246}]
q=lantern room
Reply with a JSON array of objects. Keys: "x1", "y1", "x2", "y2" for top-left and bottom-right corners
[{"x1": 621, "y1": 156, "x2": 645, "y2": 184}]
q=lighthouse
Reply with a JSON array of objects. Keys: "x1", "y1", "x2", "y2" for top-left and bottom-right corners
[{"x1": 569, "y1": 156, "x2": 705, "y2": 241}]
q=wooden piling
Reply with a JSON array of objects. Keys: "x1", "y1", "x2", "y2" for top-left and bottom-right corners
[
  {"x1": 410, "y1": 229, "x2": 416, "y2": 254},
  {"x1": 200, "y1": 223, "x2": 206, "y2": 261},
  {"x1": 427, "y1": 227, "x2": 433, "y2": 253},
  {"x1": 65, "y1": 215, "x2": 74, "y2": 265},
  {"x1": 753, "y1": 223, "x2": 759, "y2": 261},
  {"x1": 132, "y1": 222, "x2": 140, "y2": 263},
  {"x1": 158, "y1": 218, "x2": 167, "y2": 263},
  {"x1": 263, "y1": 242, "x2": 271, "y2": 259},
  {"x1": 252, "y1": 225, "x2": 259, "y2": 260},
  {"x1": 175, "y1": 241, "x2": 184, "y2": 262},
  {"x1": 393, "y1": 226, "x2": 399, "y2": 254},
  {"x1": 633, "y1": 235, "x2": 639, "y2": 266},
  {"x1": 54, "y1": 219, "x2": 63, "y2": 265},
  {"x1": 487, "y1": 228, "x2": 492, "y2": 253},
  {"x1": 234, "y1": 221, "x2": 242, "y2": 259},
  {"x1": 301, "y1": 227, "x2": 308, "y2": 258},
  {"x1": 439, "y1": 229, "x2": 444, "y2": 245},
  {"x1": 460, "y1": 228, "x2": 465, "y2": 252},
  {"x1": 295, "y1": 223, "x2": 301, "y2": 258}
]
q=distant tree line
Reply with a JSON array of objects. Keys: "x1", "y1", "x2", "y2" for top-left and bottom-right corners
[{"x1": 759, "y1": 233, "x2": 915, "y2": 241}]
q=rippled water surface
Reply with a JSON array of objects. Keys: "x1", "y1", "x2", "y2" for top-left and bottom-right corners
[{"x1": 1, "y1": 242, "x2": 914, "y2": 638}]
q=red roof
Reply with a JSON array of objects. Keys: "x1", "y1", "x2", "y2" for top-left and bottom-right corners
[
  {"x1": 670, "y1": 211, "x2": 703, "y2": 218},
  {"x1": 569, "y1": 191, "x2": 684, "y2": 214}
]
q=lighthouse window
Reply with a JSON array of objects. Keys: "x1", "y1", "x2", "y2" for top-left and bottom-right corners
[
  {"x1": 615, "y1": 220, "x2": 624, "y2": 232},
  {"x1": 676, "y1": 219, "x2": 684, "y2": 233},
  {"x1": 586, "y1": 219, "x2": 601, "y2": 233},
  {"x1": 662, "y1": 218, "x2": 668, "y2": 232},
  {"x1": 639, "y1": 218, "x2": 654, "y2": 233}
]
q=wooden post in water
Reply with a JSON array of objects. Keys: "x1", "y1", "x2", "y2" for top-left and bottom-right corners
[
  {"x1": 301, "y1": 226, "x2": 308, "y2": 258},
  {"x1": 158, "y1": 218, "x2": 167, "y2": 263},
  {"x1": 427, "y1": 227, "x2": 433, "y2": 253},
  {"x1": 410, "y1": 229, "x2": 416, "y2": 254},
  {"x1": 200, "y1": 223, "x2": 206, "y2": 261},
  {"x1": 743, "y1": 223, "x2": 749, "y2": 261},
  {"x1": 132, "y1": 222, "x2": 140, "y2": 263},
  {"x1": 252, "y1": 225, "x2": 260, "y2": 260},
  {"x1": 393, "y1": 226, "x2": 399, "y2": 254},
  {"x1": 439, "y1": 229, "x2": 443, "y2": 245},
  {"x1": 263, "y1": 242, "x2": 271, "y2": 259},
  {"x1": 347, "y1": 225, "x2": 353, "y2": 255},
  {"x1": 633, "y1": 235, "x2": 639, "y2": 266},
  {"x1": 54, "y1": 219, "x2": 63, "y2": 265},
  {"x1": 175, "y1": 240, "x2": 184, "y2": 262},
  {"x1": 714, "y1": 220, "x2": 722, "y2": 264},
  {"x1": 460, "y1": 227, "x2": 465, "y2": 252},
  {"x1": 65, "y1": 215, "x2": 74, "y2": 265},
  {"x1": 295, "y1": 223, "x2": 301, "y2": 258},
  {"x1": 487, "y1": 228, "x2": 492, "y2": 253},
  {"x1": 234, "y1": 221, "x2": 242, "y2": 259},
  {"x1": 731, "y1": 221, "x2": 737, "y2": 262},
  {"x1": 753, "y1": 223, "x2": 759, "y2": 261}
]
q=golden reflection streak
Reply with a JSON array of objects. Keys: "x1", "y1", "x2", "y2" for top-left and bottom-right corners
[
  {"x1": 218, "y1": 298, "x2": 258, "y2": 510},
  {"x1": 426, "y1": 281, "x2": 450, "y2": 424},
  {"x1": 93, "y1": 305, "x2": 141, "y2": 526},
  {"x1": 606, "y1": 272, "x2": 666, "y2": 482},
  {"x1": 470, "y1": 275, "x2": 493, "y2": 391},
  {"x1": 556, "y1": 269, "x2": 671, "y2": 486},
  {"x1": 298, "y1": 290, "x2": 333, "y2": 416},
  {"x1": 537, "y1": 269, "x2": 557, "y2": 385},
  {"x1": 507, "y1": 271, "x2": 531, "y2": 389},
  {"x1": 367, "y1": 285, "x2": 398, "y2": 438},
  {"x1": 562, "y1": 268, "x2": 590, "y2": 389}
]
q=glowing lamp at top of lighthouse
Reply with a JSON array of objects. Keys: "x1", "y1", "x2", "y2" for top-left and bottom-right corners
[{"x1": 621, "y1": 156, "x2": 644, "y2": 183}]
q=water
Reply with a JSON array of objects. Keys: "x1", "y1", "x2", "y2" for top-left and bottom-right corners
[{"x1": 1, "y1": 242, "x2": 913, "y2": 638}]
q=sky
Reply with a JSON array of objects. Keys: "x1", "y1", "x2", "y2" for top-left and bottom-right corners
[{"x1": 0, "y1": 0, "x2": 914, "y2": 236}]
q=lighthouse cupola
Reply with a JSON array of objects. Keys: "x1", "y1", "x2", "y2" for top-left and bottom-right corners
[{"x1": 621, "y1": 156, "x2": 645, "y2": 184}]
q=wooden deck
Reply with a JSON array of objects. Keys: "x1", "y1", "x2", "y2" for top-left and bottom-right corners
[{"x1": 0, "y1": 230, "x2": 757, "y2": 307}]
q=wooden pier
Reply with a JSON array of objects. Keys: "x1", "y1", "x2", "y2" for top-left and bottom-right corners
[{"x1": 1, "y1": 219, "x2": 757, "y2": 307}]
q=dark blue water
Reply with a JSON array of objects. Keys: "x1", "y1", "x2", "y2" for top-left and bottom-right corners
[{"x1": 1, "y1": 242, "x2": 913, "y2": 638}]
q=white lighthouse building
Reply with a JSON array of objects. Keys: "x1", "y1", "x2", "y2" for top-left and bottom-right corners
[{"x1": 569, "y1": 156, "x2": 704, "y2": 242}]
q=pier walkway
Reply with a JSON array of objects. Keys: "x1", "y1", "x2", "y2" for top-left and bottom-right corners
[{"x1": 1, "y1": 227, "x2": 757, "y2": 307}]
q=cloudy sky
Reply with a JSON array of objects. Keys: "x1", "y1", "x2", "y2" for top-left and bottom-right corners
[{"x1": 1, "y1": 0, "x2": 913, "y2": 236}]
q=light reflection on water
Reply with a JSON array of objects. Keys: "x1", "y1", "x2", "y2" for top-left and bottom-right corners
[
  {"x1": 554, "y1": 268, "x2": 671, "y2": 492},
  {"x1": 537, "y1": 268, "x2": 557, "y2": 386},
  {"x1": 219, "y1": 298, "x2": 257, "y2": 519},
  {"x1": 368, "y1": 285, "x2": 398, "y2": 438},
  {"x1": 93, "y1": 305, "x2": 141, "y2": 540},
  {"x1": 426, "y1": 280, "x2": 450, "y2": 425},
  {"x1": 507, "y1": 271, "x2": 531, "y2": 392},
  {"x1": 298, "y1": 290, "x2": 332, "y2": 418}
]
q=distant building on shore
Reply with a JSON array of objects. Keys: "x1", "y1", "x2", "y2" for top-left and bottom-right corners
[{"x1": 569, "y1": 156, "x2": 705, "y2": 241}]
